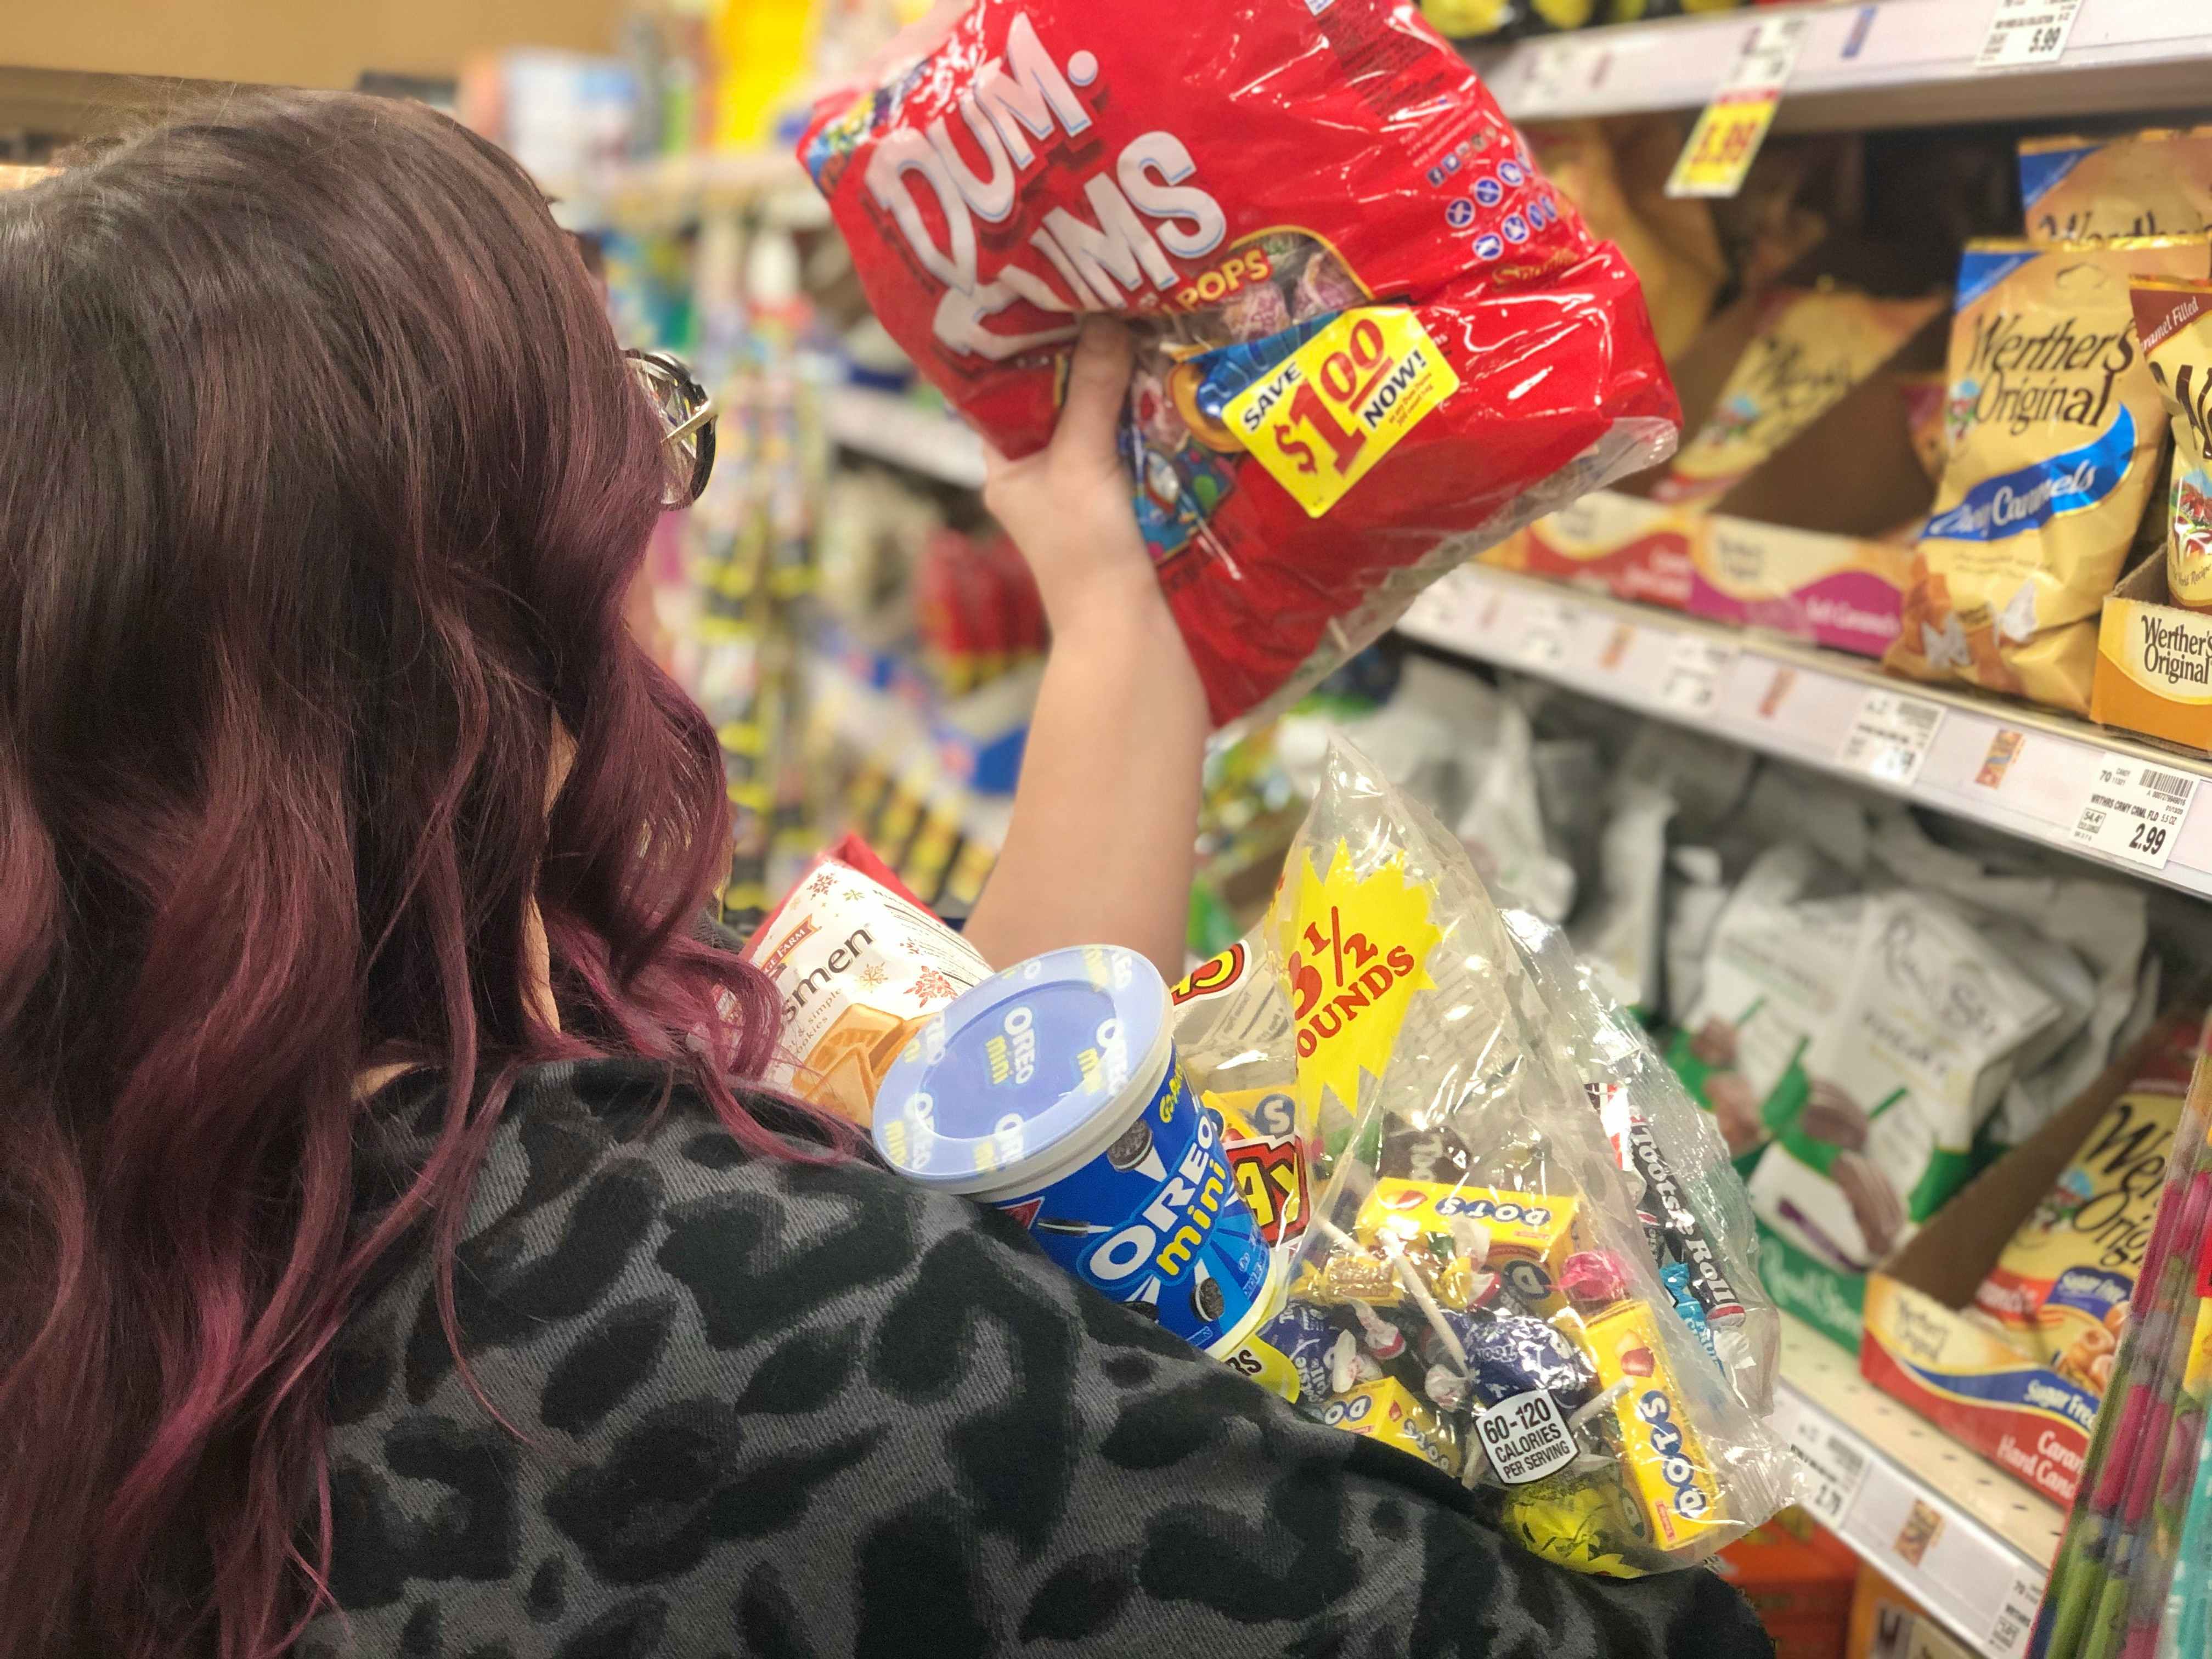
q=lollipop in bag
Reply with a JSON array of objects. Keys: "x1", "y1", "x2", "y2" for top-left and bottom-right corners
[
  {"x1": 1264, "y1": 739, "x2": 1801, "y2": 1575},
  {"x1": 799, "y1": 0, "x2": 1677, "y2": 723}
]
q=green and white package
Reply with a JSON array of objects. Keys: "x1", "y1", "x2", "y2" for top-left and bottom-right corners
[{"x1": 1746, "y1": 893, "x2": 2062, "y2": 1276}]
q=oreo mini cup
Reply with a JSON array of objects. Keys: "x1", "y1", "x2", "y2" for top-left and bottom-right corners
[{"x1": 873, "y1": 945, "x2": 1273, "y2": 1353}]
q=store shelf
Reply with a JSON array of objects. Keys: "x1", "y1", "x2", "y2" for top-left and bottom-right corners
[
  {"x1": 1776, "y1": 1314, "x2": 2059, "y2": 1658},
  {"x1": 805, "y1": 646, "x2": 1018, "y2": 847},
  {"x1": 826, "y1": 387, "x2": 989, "y2": 488},
  {"x1": 1394, "y1": 563, "x2": 2212, "y2": 898},
  {"x1": 1470, "y1": 0, "x2": 2212, "y2": 133}
]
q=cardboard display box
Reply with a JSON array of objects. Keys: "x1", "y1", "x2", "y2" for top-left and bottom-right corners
[
  {"x1": 1859, "y1": 1015, "x2": 2205, "y2": 1506},
  {"x1": 1488, "y1": 486, "x2": 1920, "y2": 661},
  {"x1": 1485, "y1": 489, "x2": 1700, "y2": 611},
  {"x1": 1689, "y1": 512, "x2": 1916, "y2": 662},
  {"x1": 1715, "y1": 1510, "x2": 1859, "y2": 1659},
  {"x1": 1492, "y1": 283, "x2": 1940, "y2": 649},
  {"x1": 1476, "y1": 289, "x2": 1770, "y2": 611},
  {"x1": 2092, "y1": 555, "x2": 2212, "y2": 753},
  {"x1": 1674, "y1": 309, "x2": 1937, "y2": 659},
  {"x1": 1844, "y1": 1567, "x2": 1977, "y2": 1659}
]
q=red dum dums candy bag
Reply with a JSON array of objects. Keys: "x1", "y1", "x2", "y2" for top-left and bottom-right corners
[{"x1": 800, "y1": 0, "x2": 1678, "y2": 723}]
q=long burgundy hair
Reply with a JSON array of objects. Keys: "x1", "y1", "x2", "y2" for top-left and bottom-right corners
[{"x1": 0, "y1": 91, "x2": 810, "y2": 1657}]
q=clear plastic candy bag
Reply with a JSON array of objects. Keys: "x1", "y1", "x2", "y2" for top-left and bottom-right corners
[{"x1": 1255, "y1": 738, "x2": 1802, "y2": 1575}]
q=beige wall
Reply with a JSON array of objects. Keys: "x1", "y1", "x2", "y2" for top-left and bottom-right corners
[{"x1": 7, "y1": 0, "x2": 624, "y2": 91}]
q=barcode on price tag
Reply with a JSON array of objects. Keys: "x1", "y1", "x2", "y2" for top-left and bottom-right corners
[
  {"x1": 1521, "y1": 598, "x2": 1574, "y2": 669},
  {"x1": 2069, "y1": 759, "x2": 2198, "y2": 871},
  {"x1": 1400, "y1": 571, "x2": 1470, "y2": 640},
  {"x1": 1730, "y1": 15, "x2": 1809, "y2": 88},
  {"x1": 1782, "y1": 1409, "x2": 1871, "y2": 1530},
  {"x1": 1661, "y1": 636, "x2": 1736, "y2": 714},
  {"x1": 1838, "y1": 691, "x2": 1945, "y2": 787},
  {"x1": 1977, "y1": 0, "x2": 2084, "y2": 69},
  {"x1": 1517, "y1": 41, "x2": 1580, "y2": 117},
  {"x1": 1985, "y1": 1569, "x2": 2046, "y2": 1659}
]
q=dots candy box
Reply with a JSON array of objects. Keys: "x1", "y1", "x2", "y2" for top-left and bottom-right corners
[{"x1": 798, "y1": 0, "x2": 1676, "y2": 724}]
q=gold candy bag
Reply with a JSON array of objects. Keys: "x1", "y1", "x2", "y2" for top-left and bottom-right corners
[
  {"x1": 2132, "y1": 274, "x2": 2212, "y2": 612},
  {"x1": 1654, "y1": 286, "x2": 1944, "y2": 505},
  {"x1": 2021, "y1": 129, "x2": 2212, "y2": 245},
  {"x1": 1884, "y1": 237, "x2": 2209, "y2": 711}
]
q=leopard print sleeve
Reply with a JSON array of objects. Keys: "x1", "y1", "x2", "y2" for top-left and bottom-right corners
[{"x1": 306, "y1": 1060, "x2": 1772, "y2": 1659}]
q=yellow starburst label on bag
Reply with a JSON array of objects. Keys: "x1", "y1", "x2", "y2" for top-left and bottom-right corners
[
  {"x1": 1226, "y1": 308, "x2": 1460, "y2": 518},
  {"x1": 1274, "y1": 843, "x2": 1441, "y2": 1117}
]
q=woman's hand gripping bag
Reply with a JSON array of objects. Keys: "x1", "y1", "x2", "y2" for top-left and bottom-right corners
[
  {"x1": 799, "y1": 0, "x2": 1679, "y2": 724},
  {"x1": 1257, "y1": 739, "x2": 1802, "y2": 1575}
]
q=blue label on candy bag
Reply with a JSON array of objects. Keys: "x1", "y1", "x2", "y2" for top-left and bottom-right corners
[
  {"x1": 2046, "y1": 1264, "x2": 2133, "y2": 1325},
  {"x1": 996, "y1": 1059, "x2": 1271, "y2": 1350},
  {"x1": 1921, "y1": 407, "x2": 2136, "y2": 541},
  {"x1": 2018, "y1": 143, "x2": 2094, "y2": 213}
]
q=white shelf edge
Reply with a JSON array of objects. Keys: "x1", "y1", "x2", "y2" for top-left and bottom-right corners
[
  {"x1": 1394, "y1": 563, "x2": 2212, "y2": 899},
  {"x1": 826, "y1": 386, "x2": 989, "y2": 489},
  {"x1": 1775, "y1": 1313, "x2": 2060, "y2": 1659},
  {"x1": 1470, "y1": 0, "x2": 2212, "y2": 133}
]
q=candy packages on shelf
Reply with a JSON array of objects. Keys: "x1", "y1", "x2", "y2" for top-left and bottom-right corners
[
  {"x1": 1651, "y1": 286, "x2": 1945, "y2": 506},
  {"x1": 1972, "y1": 1013, "x2": 2198, "y2": 1390},
  {"x1": 799, "y1": 0, "x2": 1677, "y2": 724},
  {"x1": 1883, "y1": 236, "x2": 2209, "y2": 713},
  {"x1": 2019, "y1": 128, "x2": 2212, "y2": 246},
  {"x1": 2134, "y1": 274, "x2": 2212, "y2": 613},
  {"x1": 1240, "y1": 740, "x2": 1798, "y2": 1575}
]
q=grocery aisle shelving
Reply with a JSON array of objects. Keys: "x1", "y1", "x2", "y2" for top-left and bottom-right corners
[
  {"x1": 1469, "y1": 0, "x2": 2212, "y2": 133},
  {"x1": 1395, "y1": 563, "x2": 2212, "y2": 900},
  {"x1": 547, "y1": 149, "x2": 817, "y2": 230},
  {"x1": 1775, "y1": 1315, "x2": 2059, "y2": 1659},
  {"x1": 826, "y1": 386, "x2": 989, "y2": 489},
  {"x1": 804, "y1": 646, "x2": 1014, "y2": 850}
]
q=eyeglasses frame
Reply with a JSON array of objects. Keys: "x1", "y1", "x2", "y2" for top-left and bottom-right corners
[{"x1": 624, "y1": 347, "x2": 718, "y2": 508}]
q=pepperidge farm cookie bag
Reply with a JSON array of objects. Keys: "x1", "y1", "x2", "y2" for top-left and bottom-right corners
[
  {"x1": 800, "y1": 0, "x2": 1677, "y2": 723},
  {"x1": 1884, "y1": 238, "x2": 2209, "y2": 712}
]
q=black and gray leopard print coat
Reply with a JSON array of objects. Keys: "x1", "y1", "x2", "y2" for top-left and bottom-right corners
[{"x1": 303, "y1": 1059, "x2": 1773, "y2": 1659}]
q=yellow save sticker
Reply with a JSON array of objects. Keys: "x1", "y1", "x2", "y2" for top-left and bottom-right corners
[
  {"x1": 1664, "y1": 86, "x2": 1780, "y2": 199},
  {"x1": 1225, "y1": 307, "x2": 1460, "y2": 518}
]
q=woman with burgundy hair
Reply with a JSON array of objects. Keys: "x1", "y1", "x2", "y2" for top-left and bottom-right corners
[{"x1": 0, "y1": 91, "x2": 1763, "y2": 1659}]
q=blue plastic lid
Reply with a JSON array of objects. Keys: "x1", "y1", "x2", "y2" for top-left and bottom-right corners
[{"x1": 872, "y1": 944, "x2": 1172, "y2": 1194}]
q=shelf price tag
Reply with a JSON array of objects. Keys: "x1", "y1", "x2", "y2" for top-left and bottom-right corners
[
  {"x1": 1838, "y1": 690, "x2": 1945, "y2": 787},
  {"x1": 1774, "y1": 1393, "x2": 1872, "y2": 1531},
  {"x1": 1517, "y1": 41, "x2": 1580, "y2": 119},
  {"x1": 1985, "y1": 1569, "x2": 2047, "y2": 1659},
  {"x1": 1399, "y1": 573, "x2": 1462, "y2": 640},
  {"x1": 1977, "y1": 0, "x2": 2085, "y2": 70},
  {"x1": 1666, "y1": 16, "x2": 1807, "y2": 199},
  {"x1": 2069, "y1": 758, "x2": 2198, "y2": 871},
  {"x1": 1521, "y1": 597, "x2": 1575, "y2": 669},
  {"x1": 1660, "y1": 636, "x2": 1737, "y2": 714},
  {"x1": 1227, "y1": 308, "x2": 1461, "y2": 518},
  {"x1": 1403, "y1": 568, "x2": 1489, "y2": 643}
]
